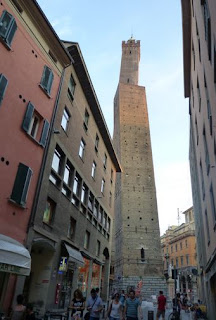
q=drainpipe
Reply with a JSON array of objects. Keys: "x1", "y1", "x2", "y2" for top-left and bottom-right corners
[{"x1": 27, "y1": 62, "x2": 71, "y2": 234}]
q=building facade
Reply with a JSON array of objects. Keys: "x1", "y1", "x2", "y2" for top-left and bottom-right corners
[
  {"x1": 113, "y1": 38, "x2": 166, "y2": 298},
  {"x1": 0, "y1": 0, "x2": 70, "y2": 312},
  {"x1": 25, "y1": 40, "x2": 121, "y2": 314},
  {"x1": 181, "y1": 0, "x2": 216, "y2": 317},
  {"x1": 161, "y1": 207, "x2": 198, "y2": 301}
]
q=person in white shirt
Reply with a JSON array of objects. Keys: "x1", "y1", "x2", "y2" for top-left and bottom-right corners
[{"x1": 106, "y1": 293, "x2": 123, "y2": 320}]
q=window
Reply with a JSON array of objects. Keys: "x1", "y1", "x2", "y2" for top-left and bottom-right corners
[
  {"x1": 185, "y1": 240, "x2": 188, "y2": 248},
  {"x1": 22, "y1": 102, "x2": 49, "y2": 147},
  {"x1": 96, "y1": 240, "x2": 100, "y2": 257},
  {"x1": 91, "y1": 161, "x2": 96, "y2": 179},
  {"x1": 175, "y1": 244, "x2": 178, "y2": 252},
  {"x1": 141, "y1": 248, "x2": 145, "y2": 262},
  {"x1": 111, "y1": 169, "x2": 113, "y2": 184},
  {"x1": 203, "y1": 128, "x2": 210, "y2": 174},
  {"x1": 99, "y1": 208, "x2": 103, "y2": 223},
  {"x1": 0, "y1": 74, "x2": 8, "y2": 106},
  {"x1": 205, "y1": 210, "x2": 210, "y2": 244},
  {"x1": 95, "y1": 134, "x2": 99, "y2": 152},
  {"x1": 83, "y1": 109, "x2": 89, "y2": 131},
  {"x1": 101, "y1": 178, "x2": 105, "y2": 194},
  {"x1": 195, "y1": 117, "x2": 199, "y2": 145},
  {"x1": 68, "y1": 75, "x2": 76, "y2": 101},
  {"x1": 61, "y1": 108, "x2": 70, "y2": 131},
  {"x1": 181, "y1": 256, "x2": 184, "y2": 266},
  {"x1": 79, "y1": 139, "x2": 85, "y2": 159},
  {"x1": 10, "y1": 163, "x2": 32, "y2": 206},
  {"x1": 171, "y1": 246, "x2": 173, "y2": 253},
  {"x1": 73, "y1": 173, "x2": 81, "y2": 197},
  {"x1": 180, "y1": 242, "x2": 182, "y2": 250},
  {"x1": 197, "y1": 78, "x2": 201, "y2": 112},
  {"x1": 176, "y1": 257, "x2": 179, "y2": 268},
  {"x1": 81, "y1": 184, "x2": 88, "y2": 205},
  {"x1": 107, "y1": 217, "x2": 110, "y2": 232},
  {"x1": 43, "y1": 198, "x2": 55, "y2": 225},
  {"x1": 63, "y1": 161, "x2": 73, "y2": 186},
  {"x1": 206, "y1": 92, "x2": 212, "y2": 135},
  {"x1": 103, "y1": 212, "x2": 107, "y2": 228},
  {"x1": 103, "y1": 153, "x2": 107, "y2": 170},
  {"x1": 88, "y1": 192, "x2": 94, "y2": 212},
  {"x1": 0, "y1": 10, "x2": 17, "y2": 47},
  {"x1": 68, "y1": 217, "x2": 76, "y2": 240},
  {"x1": 94, "y1": 200, "x2": 99, "y2": 218},
  {"x1": 186, "y1": 254, "x2": 189, "y2": 265},
  {"x1": 84, "y1": 231, "x2": 90, "y2": 250},
  {"x1": 109, "y1": 192, "x2": 112, "y2": 207},
  {"x1": 51, "y1": 148, "x2": 64, "y2": 175},
  {"x1": 40, "y1": 66, "x2": 54, "y2": 95},
  {"x1": 210, "y1": 184, "x2": 216, "y2": 222},
  {"x1": 200, "y1": 160, "x2": 205, "y2": 200},
  {"x1": 171, "y1": 259, "x2": 174, "y2": 266}
]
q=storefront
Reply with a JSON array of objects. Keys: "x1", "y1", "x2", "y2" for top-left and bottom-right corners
[
  {"x1": 0, "y1": 234, "x2": 31, "y2": 311},
  {"x1": 77, "y1": 258, "x2": 90, "y2": 298}
]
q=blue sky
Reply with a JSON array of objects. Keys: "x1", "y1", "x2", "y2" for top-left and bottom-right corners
[{"x1": 37, "y1": 0, "x2": 192, "y2": 234}]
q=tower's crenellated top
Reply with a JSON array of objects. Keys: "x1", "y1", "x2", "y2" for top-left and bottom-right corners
[
  {"x1": 120, "y1": 38, "x2": 140, "y2": 85},
  {"x1": 122, "y1": 38, "x2": 140, "y2": 48}
]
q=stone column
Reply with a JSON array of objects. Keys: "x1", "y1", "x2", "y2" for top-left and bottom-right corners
[{"x1": 102, "y1": 258, "x2": 110, "y2": 301}]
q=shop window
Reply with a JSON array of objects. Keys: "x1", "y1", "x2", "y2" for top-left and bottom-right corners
[
  {"x1": 40, "y1": 66, "x2": 54, "y2": 95},
  {"x1": 79, "y1": 139, "x2": 85, "y2": 160},
  {"x1": 0, "y1": 74, "x2": 8, "y2": 106},
  {"x1": 61, "y1": 107, "x2": 70, "y2": 132},
  {"x1": 43, "y1": 198, "x2": 56, "y2": 225},
  {"x1": 84, "y1": 231, "x2": 90, "y2": 250},
  {"x1": 83, "y1": 109, "x2": 89, "y2": 132},
  {"x1": 68, "y1": 217, "x2": 76, "y2": 240},
  {"x1": 10, "y1": 163, "x2": 32, "y2": 206},
  {"x1": 96, "y1": 240, "x2": 100, "y2": 257},
  {"x1": 95, "y1": 134, "x2": 99, "y2": 153},
  {"x1": 22, "y1": 102, "x2": 49, "y2": 147},
  {"x1": 68, "y1": 74, "x2": 76, "y2": 101},
  {"x1": 0, "y1": 10, "x2": 17, "y2": 48},
  {"x1": 141, "y1": 248, "x2": 145, "y2": 262}
]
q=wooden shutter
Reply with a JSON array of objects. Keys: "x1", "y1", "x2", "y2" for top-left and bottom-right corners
[
  {"x1": 6, "y1": 19, "x2": 17, "y2": 46},
  {"x1": 0, "y1": 10, "x2": 17, "y2": 45},
  {"x1": 22, "y1": 102, "x2": 34, "y2": 132},
  {"x1": 40, "y1": 66, "x2": 54, "y2": 94},
  {"x1": 0, "y1": 74, "x2": 8, "y2": 106},
  {"x1": 10, "y1": 163, "x2": 33, "y2": 206},
  {"x1": 39, "y1": 119, "x2": 50, "y2": 147}
]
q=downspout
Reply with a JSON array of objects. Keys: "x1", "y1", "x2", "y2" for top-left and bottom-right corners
[{"x1": 27, "y1": 62, "x2": 71, "y2": 233}]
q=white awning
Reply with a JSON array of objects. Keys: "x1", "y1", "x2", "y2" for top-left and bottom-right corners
[
  {"x1": 0, "y1": 234, "x2": 31, "y2": 276},
  {"x1": 64, "y1": 243, "x2": 84, "y2": 266}
]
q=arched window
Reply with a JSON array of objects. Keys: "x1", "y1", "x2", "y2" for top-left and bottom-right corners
[{"x1": 141, "y1": 248, "x2": 145, "y2": 262}]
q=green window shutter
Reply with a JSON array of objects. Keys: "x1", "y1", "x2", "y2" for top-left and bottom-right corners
[
  {"x1": 0, "y1": 74, "x2": 8, "y2": 106},
  {"x1": 0, "y1": 10, "x2": 17, "y2": 45},
  {"x1": 40, "y1": 66, "x2": 54, "y2": 94},
  {"x1": 6, "y1": 19, "x2": 17, "y2": 46},
  {"x1": 22, "y1": 102, "x2": 34, "y2": 132},
  {"x1": 39, "y1": 119, "x2": 50, "y2": 147},
  {"x1": 10, "y1": 163, "x2": 33, "y2": 206}
]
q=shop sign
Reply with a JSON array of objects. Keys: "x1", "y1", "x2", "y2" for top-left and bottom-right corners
[
  {"x1": 0, "y1": 263, "x2": 22, "y2": 275},
  {"x1": 59, "y1": 257, "x2": 68, "y2": 272}
]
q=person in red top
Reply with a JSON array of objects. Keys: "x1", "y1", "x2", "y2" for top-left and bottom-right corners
[{"x1": 156, "y1": 291, "x2": 166, "y2": 320}]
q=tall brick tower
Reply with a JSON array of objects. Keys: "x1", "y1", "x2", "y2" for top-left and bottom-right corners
[{"x1": 113, "y1": 38, "x2": 166, "y2": 297}]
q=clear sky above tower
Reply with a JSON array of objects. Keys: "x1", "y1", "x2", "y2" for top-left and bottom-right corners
[{"x1": 37, "y1": 0, "x2": 192, "y2": 234}]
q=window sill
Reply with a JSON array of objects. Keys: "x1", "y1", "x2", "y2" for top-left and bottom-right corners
[
  {"x1": 42, "y1": 221, "x2": 53, "y2": 229},
  {"x1": 79, "y1": 155, "x2": 85, "y2": 163},
  {"x1": 8, "y1": 198, "x2": 26, "y2": 209},
  {"x1": 39, "y1": 84, "x2": 51, "y2": 98},
  {"x1": 0, "y1": 37, "x2": 12, "y2": 51},
  {"x1": 61, "y1": 126, "x2": 69, "y2": 136},
  {"x1": 24, "y1": 131, "x2": 43, "y2": 147}
]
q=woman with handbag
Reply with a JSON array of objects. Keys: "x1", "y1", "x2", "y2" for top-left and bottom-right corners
[{"x1": 106, "y1": 293, "x2": 123, "y2": 320}]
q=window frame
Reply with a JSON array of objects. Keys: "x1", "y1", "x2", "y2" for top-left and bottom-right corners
[
  {"x1": 0, "y1": 73, "x2": 8, "y2": 106},
  {"x1": 40, "y1": 65, "x2": 54, "y2": 96},
  {"x1": 79, "y1": 138, "x2": 86, "y2": 160},
  {"x1": 61, "y1": 107, "x2": 70, "y2": 132},
  {"x1": 0, "y1": 10, "x2": 17, "y2": 48}
]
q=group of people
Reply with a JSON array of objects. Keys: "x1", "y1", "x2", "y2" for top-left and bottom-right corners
[{"x1": 8, "y1": 294, "x2": 35, "y2": 320}]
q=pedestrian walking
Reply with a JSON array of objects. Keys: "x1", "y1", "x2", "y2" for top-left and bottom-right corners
[
  {"x1": 156, "y1": 291, "x2": 166, "y2": 320},
  {"x1": 86, "y1": 288, "x2": 103, "y2": 320},
  {"x1": 119, "y1": 290, "x2": 126, "y2": 307},
  {"x1": 106, "y1": 293, "x2": 123, "y2": 320},
  {"x1": 10, "y1": 294, "x2": 26, "y2": 320},
  {"x1": 123, "y1": 289, "x2": 143, "y2": 320},
  {"x1": 69, "y1": 289, "x2": 85, "y2": 320}
]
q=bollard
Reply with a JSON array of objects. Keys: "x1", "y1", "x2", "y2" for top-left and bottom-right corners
[{"x1": 147, "y1": 310, "x2": 154, "y2": 320}]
